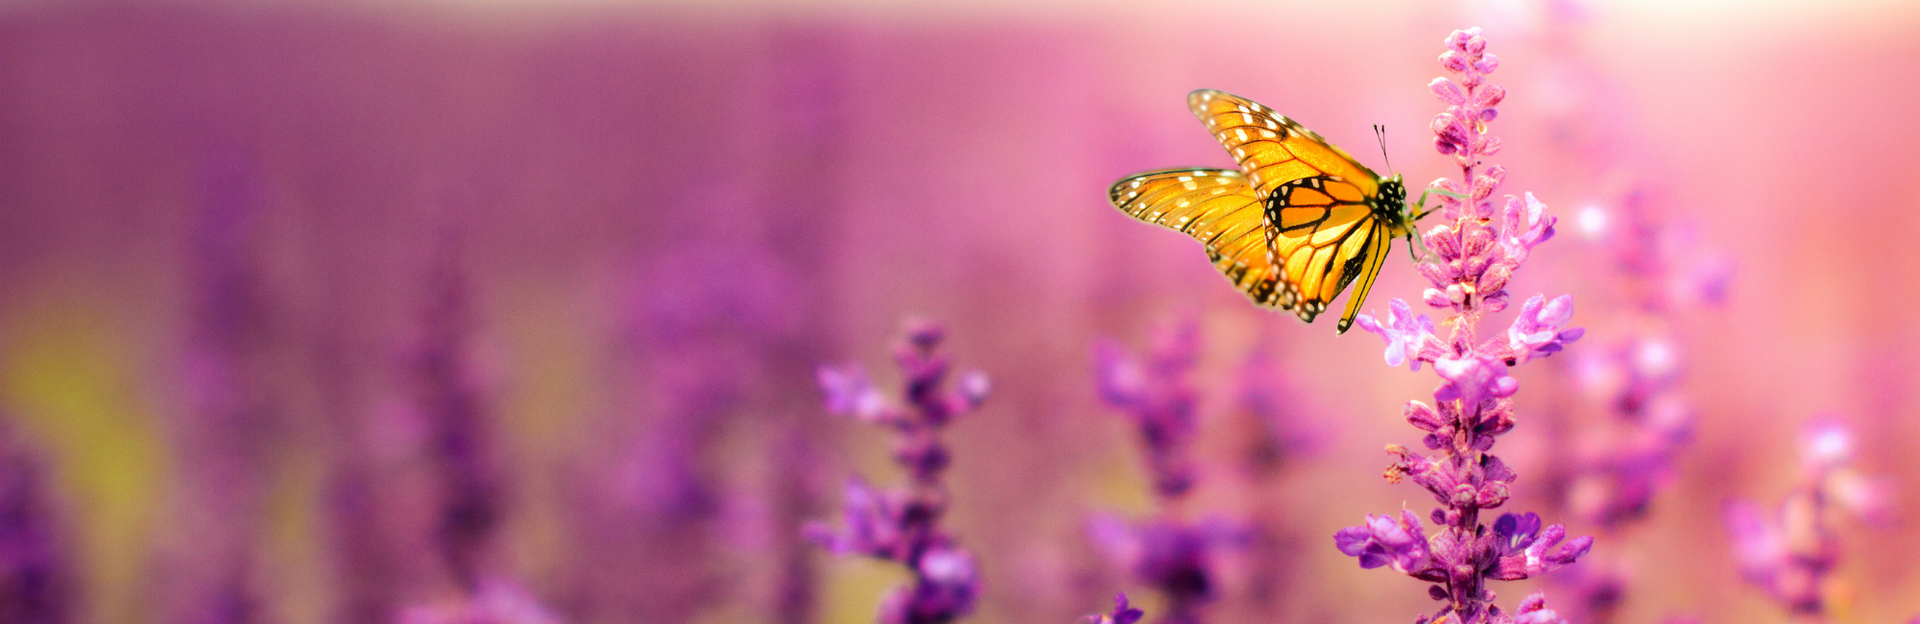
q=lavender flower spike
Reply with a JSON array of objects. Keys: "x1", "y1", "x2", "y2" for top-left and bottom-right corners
[{"x1": 1334, "y1": 27, "x2": 1590, "y2": 624}]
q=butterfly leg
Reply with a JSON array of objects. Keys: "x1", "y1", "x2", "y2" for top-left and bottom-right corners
[
  {"x1": 1403, "y1": 188, "x2": 1466, "y2": 261},
  {"x1": 1407, "y1": 228, "x2": 1431, "y2": 262},
  {"x1": 1410, "y1": 188, "x2": 1469, "y2": 221}
]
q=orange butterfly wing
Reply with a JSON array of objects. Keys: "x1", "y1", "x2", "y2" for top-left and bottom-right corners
[
  {"x1": 1109, "y1": 168, "x2": 1284, "y2": 306},
  {"x1": 1187, "y1": 89, "x2": 1380, "y2": 201},
  {"x1": 1266, "y1": 175, "x2": 1395, "y2": 332}
]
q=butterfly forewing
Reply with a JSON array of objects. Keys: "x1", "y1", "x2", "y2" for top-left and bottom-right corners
[
  {"x1": 1109, "y1": 168, "x2": 1283, "y2": 305},
  {"x1": 1187, "y1": 90, "x2": 1380, "y2": 200}
]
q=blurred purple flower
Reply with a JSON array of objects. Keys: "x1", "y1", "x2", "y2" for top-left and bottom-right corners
[
  {"x1": 1088, "y1": 318, "x2": 1261, "y2": 624},
  {"x1": 163, "y1": 148, "x2": 273, "y2": 624},
  {"x1": 1722, "y1": 499, "x2": 1823, "y2": 613},
  {"x1": 0, "y1": 421, "x2": 70, "y2": 624},
  {"x1": 1087, "y1": 513, "x2": 1245, "y2": 624},
  {"x1": 1235, "y1": 334, "x2": 1325, "y2": 469},
  {"x1": 807, "y1": 477, "x2": 904, "y2": 559},
  {"x1": 409, "y1": 238, "x2": 502, "y2": 593},
  {"x1": 810, "y1": 320, "x2": 986, "y2": 624},
  {"x1": 1723, "y1": 417, "x2": 1892, "y2": 616},
  {"x1": 878, "y1": 546, "x2": 980, "y2": 624},
  {"x1": 397, "y1": 579, "x2": 562, "y2": 624},
  {"x1": 818, "y1": 364, "x2": 893, "y2": 422},
  {"x1": 1080, "y1": 594, "x2": 1144, "y2": 624},
  {"x1": 1093, "y1": 318, "x2": 1201, "y2": 499}
]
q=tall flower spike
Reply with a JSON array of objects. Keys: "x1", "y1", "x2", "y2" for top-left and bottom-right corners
[
  {"x1": 1087, "y1": 317, "x2": 1249, "y2": 624},
  {"x1": 1335, "y1": 28, "x2": 1590, "y2": 624},
  {"x1": 808, "y1": 320, "x2": 987, "y2": 624}
]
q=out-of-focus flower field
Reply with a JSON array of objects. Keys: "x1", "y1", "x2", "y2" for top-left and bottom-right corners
[{"x1": 0, "y1": 0, "x2": 1918, "y2": 623}]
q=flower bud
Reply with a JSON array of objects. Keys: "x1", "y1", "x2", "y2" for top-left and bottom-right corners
[
  {"x1": 1430, "y1": 78, "x2": 1468, "y2": 105},
  {"x1": 1476, "y1": 84, "x2": 1507, "y2": 108},
  {"x1": 1475, "y1": 53, "x2": 1501, "y2": 74}
]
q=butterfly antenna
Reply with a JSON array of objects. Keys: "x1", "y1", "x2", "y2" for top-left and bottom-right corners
[{"x1": 1374, "y1": 124, "x2": 1394, "y2": 175}]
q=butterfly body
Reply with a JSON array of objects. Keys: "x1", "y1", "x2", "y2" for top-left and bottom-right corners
[{"x1": 1110, "y1": 89, "x2": 1422, "y2": 334}]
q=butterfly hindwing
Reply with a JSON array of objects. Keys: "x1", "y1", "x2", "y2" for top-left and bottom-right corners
[
  {"x1": 1109, "y1": 168, "x2": 1283, "y2": 306},
  {"x1": 1266, "y1": 175, "x2": 1386, "y2": 332}
]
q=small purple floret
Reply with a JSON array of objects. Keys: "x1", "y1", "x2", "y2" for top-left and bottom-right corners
[
  {"x1": 1356, "y1": 299, "x2": 1438, "y2": 371},
  {"x1": 1334, "y1": 510, "x2": 1430, "y2": 573},
  {"x1": 1507, "y1": 294, "x2": 1584, "y2": 363},
  {"x1": 1433, "y1": 354, "x2": 1518, "y2": 405}
]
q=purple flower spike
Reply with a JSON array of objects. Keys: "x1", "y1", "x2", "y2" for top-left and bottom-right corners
[
  {"x1": 810, "y1": 320, "x2": 987, "y2": 624},
  {"x1": 1087, "y1": 317, "x2": 1268, "y2": 624},
  {"x1": 1093, "y1": 318, "x2": 1202, "y2": 499},
  {"x1": 1507, "y1": 294, "x2": 1584, "y2": 363},
  {"x1": 1335, "y1": 510, "x2": 1430, "y2": 573},
  {"x1": 1356, "y1": 299, "x2": 1438, "y2": 371},
  {"x1": 1340, "y1": 27, "x2": 1593, "y2": 624}
]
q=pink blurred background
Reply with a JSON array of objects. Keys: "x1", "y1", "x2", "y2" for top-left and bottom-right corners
[{"x1": 1, "y1": 0, "x2": 1918, "y2": 623}]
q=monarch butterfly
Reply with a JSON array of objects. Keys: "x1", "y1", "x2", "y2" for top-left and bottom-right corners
[{"x1": 1110, "y1": 89, "x2": 1443, "y2": 334}]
